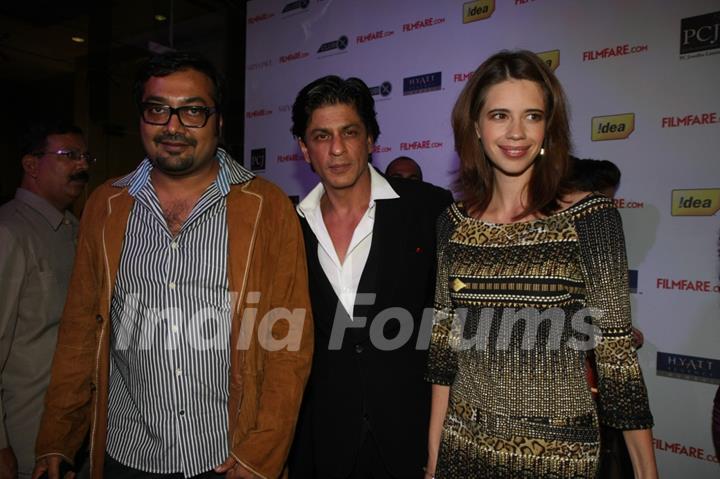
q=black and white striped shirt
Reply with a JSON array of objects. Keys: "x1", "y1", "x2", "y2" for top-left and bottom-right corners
[{"x1": 106, "y1": 150, "x2": 254, "y2": 477}]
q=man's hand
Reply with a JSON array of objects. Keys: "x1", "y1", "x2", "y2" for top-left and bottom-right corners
[
  {"x1": 0, "y1": 447, "x2": 18, "y2": 479},
  {"x1": 30, "y1": 455, "x2": 74, "y2": 479},
  {"x1": 214, "y1": 456, "x2": 256, "y2": 479}
]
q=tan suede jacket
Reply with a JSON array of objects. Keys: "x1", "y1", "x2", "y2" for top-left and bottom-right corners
[{"x1": 35, "y1": 174, "x2": 313, "y2": 479}]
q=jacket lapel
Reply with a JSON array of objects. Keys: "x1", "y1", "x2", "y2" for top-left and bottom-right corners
[
  {"x1": 226, "y1": 184, "x2": 262, "y2": 313},
  {"x1": 361, "y1": 197, "x2": 407, "y2": 314},
  {"x1": 300, "y1": 217, "x2": 351, "y2": 336},
  {"x1": 300, "y1": 195, "x2": 409, "y2": 342},
  {"x1": 102, "y1": 191, "x2": 133, "y2": 309},
  {"x1": 351, "y1": 196, "x2": 408, "y2": 339}
]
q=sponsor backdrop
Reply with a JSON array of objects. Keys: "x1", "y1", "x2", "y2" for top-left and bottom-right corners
[{"x1": 245, "y1": 0, "x2": 720, "y2": 475}]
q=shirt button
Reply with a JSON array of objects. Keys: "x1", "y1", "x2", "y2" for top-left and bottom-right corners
[
  {"x1": 175, "y1": 368, "x2": 182, "y2": 377},
  {"x1": 168, "y1": 281, "x2": 176, "y2": 290},
  {"x1": 171, "y1": 324, "x2": 179, "y2": 333},
  {"x1": 63, "y1": 218, "x2": 70, "y2": 225},
  {"x1": 179, "y1": 410, "x2": 185, "y2": 416},
  {"x1": 170, "y1": 242, "x2": 179, "y2": 250},
  {"x1": 96, "y1": 314, "x2": 103, "y2": 323},
  {"x1": 355, "y1": 344, "x2": 364, "y2": 354}
]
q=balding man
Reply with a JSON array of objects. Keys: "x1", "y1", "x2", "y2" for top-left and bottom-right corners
[{"x1": 0, "y1": 121, "x2": 90, "y2": 478}]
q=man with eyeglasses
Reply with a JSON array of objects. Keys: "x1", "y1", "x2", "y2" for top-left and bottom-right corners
[
  {"x1": 32, "y1": 52, "x2": 313, "y2": 479},
  {"x1": 0, "y1": 121, "x2": 90, "y2": 479}
]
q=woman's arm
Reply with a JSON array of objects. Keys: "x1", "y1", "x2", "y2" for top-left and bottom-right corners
[
  {"x1": 425, "y1": 384, "x2": 450, "y2": 479},
  {"x1": 623, "y1": 429, "x2": 658, "y2": 478},
  {"x1": 572, "y1": 198, "x2": 656, "y2": 476}
]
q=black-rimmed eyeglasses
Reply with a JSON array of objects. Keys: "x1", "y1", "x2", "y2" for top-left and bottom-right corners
[
  {"x1": 35, "y1": 150, "x2": 96, "y2": 164},
  {"x1": 140, "y1": 103, "x2": 218, "y2": 128}
]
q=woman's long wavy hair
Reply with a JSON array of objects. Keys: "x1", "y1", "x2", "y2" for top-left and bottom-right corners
[{"x1": 452, "y1": 50, "x2": 573, "y2": 218}]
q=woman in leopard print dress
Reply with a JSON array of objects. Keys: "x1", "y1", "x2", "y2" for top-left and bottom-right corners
[{"x1": 424, "y1": 50, "x2": 657, "y2": 479}]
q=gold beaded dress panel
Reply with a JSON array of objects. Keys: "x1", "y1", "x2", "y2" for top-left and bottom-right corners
[{"x1": 426, "y1": 195, "x2": 653, "y2": 478}]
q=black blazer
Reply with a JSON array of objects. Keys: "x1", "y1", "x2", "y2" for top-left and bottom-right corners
[{"x1": 289, "y1": 177, "x2": 452, "y2": 478}]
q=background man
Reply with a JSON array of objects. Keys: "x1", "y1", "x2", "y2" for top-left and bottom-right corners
[
  {"x1": 384, "y1": 156, "x2": 423, "y2": 181},
  {"x1": 33, "y1": 51, "x2": 312, "y2": 479},
  {"x1": 289, "y1": 76, "x2": 451, "y2": 479},
  {"x1": 0, "y1": 122, "x2": 90, "y2": 478}
]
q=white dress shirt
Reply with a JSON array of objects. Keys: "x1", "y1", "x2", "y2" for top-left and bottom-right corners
[{"x1": 297, "y1": 167, "x2": 399, "y2": 317}]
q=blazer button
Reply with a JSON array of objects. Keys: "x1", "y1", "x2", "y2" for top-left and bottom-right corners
[
  {"x1": 96, "y1": 314, "x2": 103, "y2": 323},
  {"x1": 355, "y1": 344, "x2": 364, "y2": 354}
]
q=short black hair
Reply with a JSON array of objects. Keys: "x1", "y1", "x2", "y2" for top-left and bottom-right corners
[
  {"x1": 385, "y1": 156, "x2": 423, "y2": 181},
  {"x1": 132, "y1": 51, "x2": 225, "y2": 111},
  {"x1": 19, "y1": 121, "x2": 84, "y2": 158},
  {"x1": 291, "y1": 75, "x2": 380, "y2": 142},
  {"x1": 570, "y1": 157, "x2": 621, "y2": 193}
]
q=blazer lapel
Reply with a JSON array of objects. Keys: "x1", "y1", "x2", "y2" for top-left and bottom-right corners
[
  {"x1": 354, "y1": 197, "x2": 408, "y2": 329},
  {"x1": 102, "y1": 190, "x2": 133, "y2": 307},
  {"x1": 299, "y1": 217, "x2": 351, "y2": 336}
]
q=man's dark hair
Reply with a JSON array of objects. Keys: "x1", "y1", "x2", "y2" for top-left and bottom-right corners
[
  {"x1": 291, "y1": 75, "x2": 380, "y2": 142},
  {"x1": 385, "y1": 156, "x2": 423, "y2": 181},
  {"x1": 132, "y1": 51, "x2": 225, "y2": 112},
  {"x1": 570, "y1": 157, "x2": 621, "y2": 193},
  {"x1": 19, "y1": 121, "x2": 84, "y2": 158}
]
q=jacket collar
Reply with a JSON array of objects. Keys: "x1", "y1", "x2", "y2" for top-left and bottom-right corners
[{"x1": 297, "y1": 166, "x2": 398, "y2": 219}]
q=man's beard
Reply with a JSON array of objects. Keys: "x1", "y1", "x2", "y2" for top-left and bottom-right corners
[
  {"x1": 152, "y1": 153, "x2": 195, "y2": 173},
  {"x1": 151, "y1": 132, "x2": 198, "y2": 174}
]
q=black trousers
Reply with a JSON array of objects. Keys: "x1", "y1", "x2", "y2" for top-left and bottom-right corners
[
  {"x1": 348, "y1": 432, "x2": 395, "y2": 479},
  {"x1": 104, "y1": 453, "x2": 226, "y2": 479},
  {"x1": 290, "y1": 430, "x2": 421, "y2": 479}
]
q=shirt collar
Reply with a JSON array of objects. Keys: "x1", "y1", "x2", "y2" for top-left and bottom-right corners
[
  {"x1": 297, "y1": 165, "x2": 399, "y2": 218},
  {"x1": 14, "y1": 188, "x2": 78, "y2": 231},
  {"x1": 111, "y1": 147, "x2": 255, "y2": 196}
]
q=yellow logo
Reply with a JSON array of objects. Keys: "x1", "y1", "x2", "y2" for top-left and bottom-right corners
[
  {"x1": 463, "y1": 0, "x2": 495, "y2": 23},
  {"x1": 671, "y1": 189, "x2": 720, "y2": 216},
  {"x1": 591, "y1": 113, "x2": 635, "y2": 141},
  {"x1": 536, "y1": 50, "x2": 560, "y2": 71}
]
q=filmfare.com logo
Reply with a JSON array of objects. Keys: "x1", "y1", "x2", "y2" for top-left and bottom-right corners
[
  {"x1": 356, "y1": 30, "x2": 394, "y2": 45},
  {"x1": 247, "y1": 13, "x2": 274, "y2": 25},
  {"x1": 463, "y1": 0, "x2": 495, "y2": 23},
  {"x1": 536, "y1": 50, "x2": 560, "y2": 71},
  {"x1": 680, "y1": 10, "x2": 720, "y2": 58},
  {"x1": 671, "y1": 188, "x2": 720, "y2": 216},
  {"x1": 591, "y1": 113, "x2": 635, "y2": 141}
]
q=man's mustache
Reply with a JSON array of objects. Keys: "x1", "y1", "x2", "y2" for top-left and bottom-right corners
[
  {"x1": 154, "y1": 133, "x2": 197, "y2": 146},
  {"x1": 70, "y1": 171, "x2": 90, "y2": 182}
]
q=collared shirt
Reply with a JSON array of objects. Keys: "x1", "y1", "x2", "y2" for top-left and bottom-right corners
[
  {"x1": 0, "y1": 188, "x2": 78, "y2": 476},
  {"x1": 297, "y1": 167, "x2": 398, "y2": 317},
  {"x1": 105, "y1": 149, "x2": 254, "y2": 477}
]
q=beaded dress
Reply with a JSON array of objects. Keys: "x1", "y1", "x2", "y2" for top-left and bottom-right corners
[{"x1": 426, "y1": 195, "x2": 653, "y2": 478}]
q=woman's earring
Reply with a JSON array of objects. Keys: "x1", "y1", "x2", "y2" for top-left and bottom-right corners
[{"x1": 539, "y1": 146, "x2": 545, "y2": 156}]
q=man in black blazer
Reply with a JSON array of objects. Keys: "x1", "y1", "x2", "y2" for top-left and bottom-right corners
[{"x1": 288, "y1": 76, "x2": 452, "y2": 479}]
